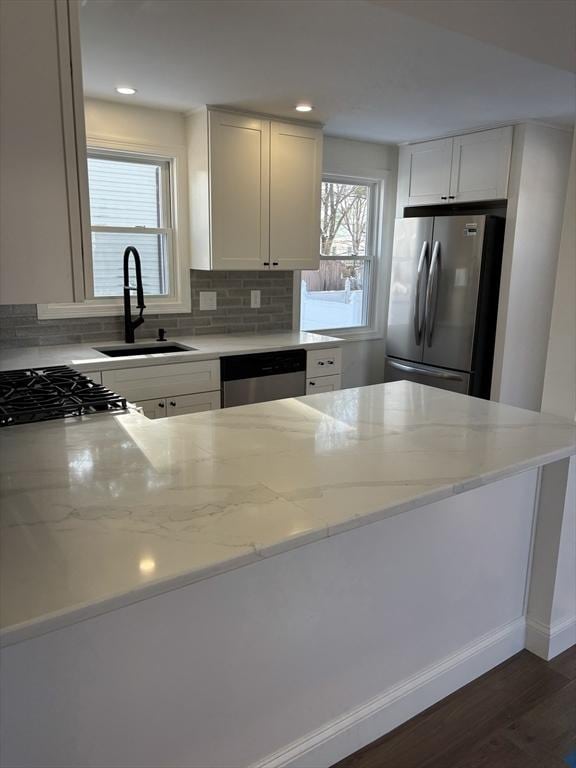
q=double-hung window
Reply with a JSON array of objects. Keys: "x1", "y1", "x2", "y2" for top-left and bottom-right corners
[
  {"x1": 87, "y1": 151, "x2": 173, "y2": 298},
  {"x1": 299, "y1": 177, "x2": 378, "y2": 333}
]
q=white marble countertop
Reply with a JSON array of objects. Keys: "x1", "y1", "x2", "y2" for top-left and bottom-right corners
[
  {"x1": 0, "y1": 331, "x2": 344, "y2": 373},
  {"x1": 1, "y1": 381, "x2": 575, "y2": 646}
]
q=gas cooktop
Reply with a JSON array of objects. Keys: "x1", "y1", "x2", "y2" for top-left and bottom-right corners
[{"x1": 0, "y1": 365, "x2": 127, "y2": 427}]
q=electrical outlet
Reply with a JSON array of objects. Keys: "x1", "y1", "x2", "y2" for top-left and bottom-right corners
[
  {"x1": 251, "y1": 290, "x2": 261, "y2": 309},
  {"x1": 199, "y1": 291, "x2": 217, "y2": 311}
]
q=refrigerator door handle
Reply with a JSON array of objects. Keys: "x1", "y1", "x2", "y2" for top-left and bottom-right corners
[
  {"x1": 387, "y1": 359, "x2": 465, "y2": 382},
  {"x1": 425, "y1": 241, "x2": 441, "y2": 347},
  {"x1": 413, "y1": 241, "x2": 428, "y2": 345}
]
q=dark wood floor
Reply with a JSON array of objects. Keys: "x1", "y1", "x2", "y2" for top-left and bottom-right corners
[{"x1": 334, "y1": 645, "x2": 576, "y2": 768}]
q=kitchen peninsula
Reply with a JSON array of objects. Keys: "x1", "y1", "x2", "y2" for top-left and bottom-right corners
[{"x1": 1, "y1": 382, "x2": 575, "y2": 768}]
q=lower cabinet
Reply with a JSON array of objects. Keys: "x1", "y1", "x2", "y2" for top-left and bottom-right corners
[
  {"x1": 136, "y1": 391, "x2": 221, "y2": 420},
  {"x1": 306, "y1": 374, "x2": 342, "y2": 394},
  {"x1": 100, "y1": 359, "x2": 221, "y2": 419}
]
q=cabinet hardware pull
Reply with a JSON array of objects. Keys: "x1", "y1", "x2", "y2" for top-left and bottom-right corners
[
  {"x1": 318, "y1": 361, "x2": 325, "y2": 365},
  {"x1": 158, "y1": 401, "x2": 165, "y2": 408},
  {"x1": 448, "y1": 195, "x2": 456, "y2": 199},
  {"x1": 309, "y1": 381, "x2": 316, "y2": 386},
  {"x1": 170, "y1": 401, "x2": 176, "y2": 407},
  {"x1": 440, "y1": 196, "x2": 447, "y2": 200},
  {"x1": 263, "y1": 262, "x2": 270, "y2": 266},
  {"x1": 327, "y1": 360, "x2": 334, "y2": 365},
  {"x1": 272, "y1": 262, "x2": 279, "y2": 266}
]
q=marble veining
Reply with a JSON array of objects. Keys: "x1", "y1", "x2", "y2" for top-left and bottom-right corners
[{"x1": 1, "y1": 381, "x2": 575, "y2": 646}]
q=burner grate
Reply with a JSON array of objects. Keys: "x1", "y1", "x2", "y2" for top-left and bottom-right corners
[{"x1": 0, "y1": 366, "x2": 127, "y2": 427}]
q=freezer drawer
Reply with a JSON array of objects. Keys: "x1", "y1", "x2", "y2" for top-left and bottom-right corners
[{"x1": 385, "y1": 357, "x2": 470, "y2": 395}]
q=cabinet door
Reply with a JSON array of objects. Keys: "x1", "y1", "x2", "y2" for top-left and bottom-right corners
[
  {"x1": 167, "y1": 391, "x2": 221, "y2": 416},
  {"x1": 402, "y1": 138, "x2": 453, "y2": 206},
  {"x1": 269, "y1": 122, "x2": 322, "y2": 270},
  {"x1": 449, "y1": 127, "x2": 512, "y2": 202},
  {"x1": 209, "y1": 111, "x2": 269, "y2": 270},
  {"x1": 306, "y1": 374, "x2": 341, "y2": 394},
  {"x1": 0, "y1": 0, "x2": 87, "y2": 304},
  {"x1": 136, "y1": 399, "x2": 166, "y2": 419}
]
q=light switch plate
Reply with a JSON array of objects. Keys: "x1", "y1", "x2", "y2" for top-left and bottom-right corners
[
  {"x1": 251, "y1": 290, "x2": 261, "y2": 309},
  {"x1": 199, "y1": 291, "x2": 217, "y2": 311}
]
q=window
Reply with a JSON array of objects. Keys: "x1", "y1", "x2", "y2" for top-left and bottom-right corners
[
  {"x1": 87, "y1": 152, "x2": 172, "y2": 298},
  {"x1": 300, "y1": 179, "x2": 377, "y2": 332}
]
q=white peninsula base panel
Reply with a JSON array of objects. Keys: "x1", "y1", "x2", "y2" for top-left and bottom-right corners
[{"x1": 1, "y1": 470, "x2": 538, "y2": 768}]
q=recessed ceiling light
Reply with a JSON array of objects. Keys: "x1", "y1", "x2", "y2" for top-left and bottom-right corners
[
  {"x1": 295, "y1": 104, "x2": 313, "y2": 112},
  {"x1": 116, "y1": 86, "x2": 137, "y2": 95}
]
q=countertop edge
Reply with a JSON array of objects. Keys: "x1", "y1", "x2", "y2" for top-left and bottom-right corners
[
  {"x1": 0, "y1": 333, "x2": 348, "y2": 374},
  {"x1": 2, "y1": 443, "x2": 573, "y2": 649}
]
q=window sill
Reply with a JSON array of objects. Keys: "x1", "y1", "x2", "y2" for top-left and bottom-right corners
[
  {"x1": 301, "y1": 327, "x2": 384, "y2": 342},
  {"x1": 37, "y1": 295, "x2": 191, "y2": 320}
]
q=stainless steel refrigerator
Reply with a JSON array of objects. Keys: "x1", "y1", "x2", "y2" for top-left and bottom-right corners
[{"x1": 385, "y1": 215, "x2": 504, "y2": 398}]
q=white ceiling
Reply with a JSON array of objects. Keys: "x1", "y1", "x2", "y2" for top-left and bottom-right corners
[
  {"x1": 371, "y1": 0, "x2": 576, "y2": 74},
  {"x1": 80, "y1": 0, "x2": 576, "y2": 144}
]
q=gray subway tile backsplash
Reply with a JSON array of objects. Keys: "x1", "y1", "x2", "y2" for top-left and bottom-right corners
[{"x1": 0, "y1": 271, "x2": 294, "y2": 349}]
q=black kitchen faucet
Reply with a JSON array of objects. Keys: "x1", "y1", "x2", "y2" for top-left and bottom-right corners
[{"x1": 123, "y1": 246, "x2": 146, "y2": 343}]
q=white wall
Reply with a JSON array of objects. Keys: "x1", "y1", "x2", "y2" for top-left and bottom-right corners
[
  {"x1": 541, "y1": 130, "x2": 576, "y2": 422},
  {"x1": 492, "y1": 123, "x2": 573, "y2": 410},
  {"x1": 323, "y1": 136, "x2": 398, "y2": 387},
  {"x1": 534, "y1": 130, "x2": 576, "y2": 657},
  {"x1": 84, "y1": 98, "x2": 186, "y2": 146}
]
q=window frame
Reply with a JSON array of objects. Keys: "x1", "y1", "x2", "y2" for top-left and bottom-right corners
[
  {"x1": 38, "y1": 135, "x2": 190, "y2": 319},
  {"x1": 86, "y1": 149, "x2": 174, "y2": 299},
  {"x1": 294, "y1": 173, "x2": 385, "y2": 340}
]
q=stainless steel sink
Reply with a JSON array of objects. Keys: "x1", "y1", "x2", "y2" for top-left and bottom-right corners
[{"x1": 95, "y1": 342, "x2": 195, "y2": 357}]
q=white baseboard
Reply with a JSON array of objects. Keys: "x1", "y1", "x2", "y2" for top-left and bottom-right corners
[
  {"x1": 251, "y1": 618, "x2": 526, "y2": 768},
  {"x1": 526, "y1": 615, "x2": 576, "y2": 660}
]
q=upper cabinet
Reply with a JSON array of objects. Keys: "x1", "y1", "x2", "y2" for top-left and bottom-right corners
[
  {"x1": 0, "y1": 0, "x2": 90, "y2": 304},
  {"x1": 449, "y1": 128, "x2": 512, "y2": 202},
  {"x1": 207, "y1": 111, "x2": 270, "y2": 271},
  {"x1": 397, "y1": 127, "x2": 513, "y2": 212},
  {"x1": 398, "y1": 138, "x2": 453, "y2": 207},
  {"x1": 187, "y1": 108, "x2": 322, "y2": 271},
  {"x1": 269, "y1": 121, "x2": 323, "y2": 271}
]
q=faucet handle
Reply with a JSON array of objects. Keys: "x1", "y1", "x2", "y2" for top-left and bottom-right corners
[{"x1": 157, "y1": 328, "x2": 167, "y2": 342}]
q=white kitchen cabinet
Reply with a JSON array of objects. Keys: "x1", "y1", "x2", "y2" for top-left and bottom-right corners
[
  {"x1": 135, "y1": 399, "x2": 167, "y2": 420},
  {"x1": 399, "y1": 138, "x2": 453, "y2": 207},
  {"x1": 136, "y1": 391, "x2": 221, "y2": 419},
  {"x1": 449, "y1": 127, "x2": 512, "y2": 202},
  {"x1": 269, "y1": 122, "x2": 323, "y2": 270},
  {"x1": 305, "y1": 347, "x2": 342, "y2": 394},
  {"x1": 0, "y1": 0, "x2": 89, "y2": 304},
  {"x1": 187, "y1": 108, "x2": 322, "y2": 271},
  {"x1": 167, "y1": 391, "x2": 221, "y2": 416},
  {"x1": 101, "y1": 360, "x2": 220, "y2": 402},
  {"x1": 397, "y1": 127, "x2": 512, "y2": 212},
  {"x1": 306, "y1": 374, "x2": 342, "y2": 394},
  {"x1": 207, "y1": 112, "x2": 270, "y2": 270},
  {"x1": 306, "y1": 347, "x2": 342, "y2": 377}
]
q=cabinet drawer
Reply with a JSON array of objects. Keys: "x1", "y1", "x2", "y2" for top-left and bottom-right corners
[
  {"x1": 306, "y1": 347, "x2": 342, "y2": 377},
  {"x1": 167, "y1": 391, "x2": 221, "y2": 416},
  {"x1": 306, "y1": 374, "x2": 341, "y2": 394},
  {"x1": 101, "y1": 360, "x2": 220, "y2": 402},
  {"x1": 137, "y1": 391, "x2": 221, "y2": 419}
]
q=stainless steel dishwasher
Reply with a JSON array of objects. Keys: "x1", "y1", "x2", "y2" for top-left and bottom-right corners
[{"x1": 221, "y1": 350, "x2": 306, "y2": 407}]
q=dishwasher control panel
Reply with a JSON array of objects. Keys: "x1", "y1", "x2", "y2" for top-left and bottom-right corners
[{"x1": 221, "y1": 349, "x2": 306, "y2": 381}]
